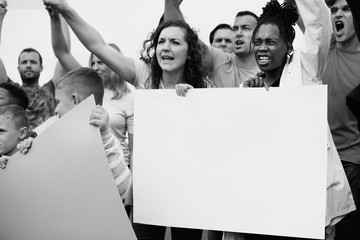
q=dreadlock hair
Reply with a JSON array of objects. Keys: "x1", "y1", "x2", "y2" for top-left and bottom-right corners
[
  {"x1": 252, "y1": 0, "x2": 299, "y2": 54},
  {"x1": 140, "y1": 20, "x2": 207, "y2": 89}
]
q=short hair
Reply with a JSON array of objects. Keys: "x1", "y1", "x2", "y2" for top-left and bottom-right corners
[
  {"x1": 235, "y1": 11, "x2": 259, "y2": 21},
  {"x1": 324, "y1": 0, "x2": 336, "y2": 8},
  {"x1": 0, "y1": 82, "x2": 29, "y2": 109},
  {"x1": 18, "y1": 48, "x2": 43, "y2": 66},
  {"x1": 0, "y1": 104, "x2": 29, "y2": 130},
  {"x1": 56, "y1": 67, "x2": 104, "y2": 105},
  {"x1": 209, "y1": 23, "x2": 233, "y2": 44}
]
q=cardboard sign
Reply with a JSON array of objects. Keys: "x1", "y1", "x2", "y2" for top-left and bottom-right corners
[
  {"x1": 0, "y1": 96, "x2": 136, "y2": 240},
  {"x1": 133, "y1": 87, "x2": 327, "y2": 239}
]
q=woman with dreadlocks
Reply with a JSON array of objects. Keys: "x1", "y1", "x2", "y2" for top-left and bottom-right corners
[{"x1": 223, "y1": 0, "x2": 355, "y2": 240}]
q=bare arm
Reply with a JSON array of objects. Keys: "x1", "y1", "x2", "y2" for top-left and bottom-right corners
[
  {"x1": 43, "y1": 0, "x2": 137, "y2": 86},
  {"x1": 48, "y1": 7, "x2": 81, "y2": 73},
  {"x1": 0, "y1": 1, "x2": 7, "y2": 83},
  {"x1": 164, "y1": 0, "x2": 184, "y2": 22}
]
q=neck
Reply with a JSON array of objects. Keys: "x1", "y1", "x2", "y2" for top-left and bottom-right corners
[
  {"x1": 263, "y1": 65, "x2": 285, "y2": 87},
  {"x1": 22, "y1": 80, "x2": 39, "y2": 87},
  {"x1": 161, "y1": 71, "x2": 186, "y2": 89},
  {"x1": 336, "y1": 36, "x2": 360, "y2": 51},
  {"x1": 235, "y1": 52, "x2": 257, "y2": 67}
]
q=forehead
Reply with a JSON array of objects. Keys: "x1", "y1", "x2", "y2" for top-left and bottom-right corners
[
  {"x1": 55, "y1": 87, "x2": 70, "y2": 100},
  {"x1": 0, "y1": 115, "x2": 16, "y2": 129},
  {"x1": 0, "y1": 88, "x2": 11, "y2": 107},
  {"x1": 331, "y1": 0, "x2": 347, "y2": 7},
  {"x1": 256, "y1": 23, "x2": 281, "y2": 38},
  {"x1": 233, "y1": 15, "x2": 257, "y2": 27},
  {"x1": 159, "y1": 26, "x2": 187, "y2": 40},
  {"x1": 0, "y1": 88, "x2": 9, "y2": 97},
  {"x1": 19, "y1": 52, "x2": 41, "y2": 62},
  {"x1": 214, "y1": 28, "x2": 234, "y2": 38}
]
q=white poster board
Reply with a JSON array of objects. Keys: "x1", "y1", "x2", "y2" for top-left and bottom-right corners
[
  {"x1": 133, "y1": 87, "x2": 327, "y2": 239},
  {"x1": 0, "y1": 96, "x2": 136, "y2": 240}
]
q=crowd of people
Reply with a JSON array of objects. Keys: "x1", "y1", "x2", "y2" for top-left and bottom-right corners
[{"x1": 1, "y1": 0, "x2": 360, "y2": 239}]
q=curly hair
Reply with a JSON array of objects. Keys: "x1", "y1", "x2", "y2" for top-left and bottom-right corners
[
  {"x1": 252, "y1": 0, "x2": 299, "y2": 54},
  {"x1": 140, "y1": 20, "x2": 207, "y2": 89}
]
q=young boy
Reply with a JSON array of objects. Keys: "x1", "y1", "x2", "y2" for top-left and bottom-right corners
[
  {"x1": 0, "y1": 82, "x2": 29, "y2": 109},
  {"x1": 0, "y1": 105, "x2": 29, "y2": 169},
  {"x1": 18, "y1": 67, "x2": 132, "y2": 206}
]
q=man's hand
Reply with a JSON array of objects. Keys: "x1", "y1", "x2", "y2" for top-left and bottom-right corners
[
  {"x1": 0, "y1": 0, "x2": 7, "y2": 19},
  {"x1": 42, "y1": 0, "x2": 69, "y2": 13},
  {"x1": 89, "y1": 105, "x2": 110, "y2": 133}
]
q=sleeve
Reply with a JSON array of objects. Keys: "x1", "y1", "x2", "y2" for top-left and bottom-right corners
[
  {"x1": 296, "y1": 0, "x2": 332, "y2": 85},
  {"x1": 101, "y1": 128, "x2": 133, "y2": 204},
  {"x1": 134, "y1": 59, "x2": 150, "y2": 89}
]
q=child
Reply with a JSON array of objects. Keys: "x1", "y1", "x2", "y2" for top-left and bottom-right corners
[
  {"x1": 0, "y1": 82, "x2": 29, "y2": 109},
  {"x1": 18, "y1": 67, "x2": 133, "y2": 206},
  {"x1": 0, "y1": 105, "x2": 29, "y2": 169}
]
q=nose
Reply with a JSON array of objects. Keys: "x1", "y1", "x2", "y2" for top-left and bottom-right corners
[
  {"x1": 257, "y1": 42, "x2": 268, "y2": 52},
  {"x1": 334, "y1": 9, "x2": 344, "y2": 17},
  {"x1": 92, "y1": 63, "x2": 100, "y2": 71}
]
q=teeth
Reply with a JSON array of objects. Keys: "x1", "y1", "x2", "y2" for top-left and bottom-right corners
[
  {"x1": 162, "y1": 56, "x2": 173, "y2": 60},
  {"x1": 259, "y1": 56, "x2": 269, "y2": 60}
]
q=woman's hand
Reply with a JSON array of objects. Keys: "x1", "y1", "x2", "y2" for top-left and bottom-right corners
[{"x1": 175, "y1": 83, "x2": 193, "y2": 97}]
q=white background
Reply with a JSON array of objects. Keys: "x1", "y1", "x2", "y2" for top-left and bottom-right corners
[{"x1": 1, "y1": 0, "x2": 301, "y2": 85}]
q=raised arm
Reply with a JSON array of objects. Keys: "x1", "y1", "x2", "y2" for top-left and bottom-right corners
[
  {"x1": 164, "y1": 0, "x2": 184, "y2": 22},
  {"x1": 47, "y1": 7, "x2": 81, "y2": 73},
  {"x1": 43, "y1": 0, "x2": 137, "y2": 86},
  {"x1": 296, "y1": 0, "x2": 332, "y2": 85},
  {"x1": 0, "y1": 1, "x2": 7, "y2": 83}
]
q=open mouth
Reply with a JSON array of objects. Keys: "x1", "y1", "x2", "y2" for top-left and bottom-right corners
[
  {"x1": 162, "y1": 56, "x2": 174, "y2": 61},
  {"x1": 335, "y1": 20, "x2": 344, "y2": 32},
  {"x1": 257, "y1": 55, "x2": 270, "y2": 64},
  {"x1": 235, "y1": 40, "x2": 244, "y2": 46}
]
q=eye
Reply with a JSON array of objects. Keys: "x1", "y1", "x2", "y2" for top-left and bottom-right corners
[
  {"x1": 330, "y1": 7, "x2": 338, "y2": 14},
  {"x1": 253, "y1": 40, "x2": 261, "y2": 46}
]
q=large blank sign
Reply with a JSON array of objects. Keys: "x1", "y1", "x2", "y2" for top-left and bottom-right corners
[
  {"x1": 0, "y1": 96, "x2": 136, "y2": 240},
  {"x1": 133, "y1": 87, "x2": 327, "y2": 239}
]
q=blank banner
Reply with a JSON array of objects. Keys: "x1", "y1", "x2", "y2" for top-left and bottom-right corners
[{"x1": 133, "y1": 86, "x2": 327, "y2": 239}]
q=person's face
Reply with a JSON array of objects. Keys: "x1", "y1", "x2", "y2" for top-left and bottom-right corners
[
  {"x1": 54, "y1": 87, "x2": 75, "y2": 118},
  {"x1": 90, "y1": 55, "x2": 112, "y2": 82},
  {"x1": 0, "y1": 116, "x2": 23, "y2": 156},
  {"x1": 253, "y1": 23, "x2": 288, "y2": 72},
  {"x1": 156, "y1": 26, "x2": 189, "y2": 74},
  {"x1": 329, "y1": 0, "x2": 356, "y2": 44},
  {"x1": 232, "y1": 15, "x2": 258, "y2": 57},
  {"x1": 0, "y1": 88, "x2": 11, "y2": 107},
  {"x1": 17, "y1": 51, "x2": 43, "y2": 84},
  {"x1": 211, "y1": 28, "x2": 235, "y2": 53}
]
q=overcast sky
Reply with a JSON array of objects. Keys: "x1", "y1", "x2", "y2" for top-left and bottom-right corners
[{"x1": 1, "y1": 0, "x2": 301, "y2": 85}]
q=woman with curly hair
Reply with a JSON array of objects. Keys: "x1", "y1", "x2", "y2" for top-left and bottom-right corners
[{"x1": 43, "y1": 1, "x2": 206, "y2": 239}]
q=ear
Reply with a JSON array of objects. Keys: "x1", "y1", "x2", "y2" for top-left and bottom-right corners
[
  {"x1": 17, "y1": 65, "x2": 20, "y2": 73},
  {"x1": 72, "y1": 93, "x2": 81, "y2": 106},
  {"x1": 19, "y1": 127, "x2": 28, "y2": 141},
  {"x1": 40, "y1": 65, "x2": 44, "y2": 72}
]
